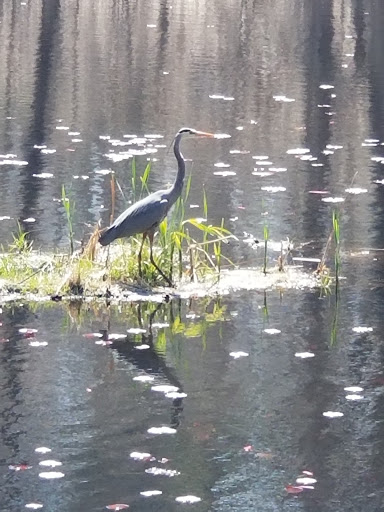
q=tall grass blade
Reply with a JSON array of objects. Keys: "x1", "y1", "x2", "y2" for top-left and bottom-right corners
[
  {"x1": 110, "y1": 173, "x2": 116, "y2": 224},
  {"x1": 131, "y1": 157, "x2": 137, "y2": 201},
  {"x1": 263, "y1": 223, "x2": 269, "y2": 275},
  {"x1": 62, "y1": 185, "x2": 74, "y2": 255}
]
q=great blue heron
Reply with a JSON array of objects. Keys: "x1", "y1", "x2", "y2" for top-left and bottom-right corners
[{"x1": 99, "y1": 127, "x2": 215, "y2": 286}]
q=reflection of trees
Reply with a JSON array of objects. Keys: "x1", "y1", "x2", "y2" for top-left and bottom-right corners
[
  {"x1": 20, "y1": 0, "x2": 62, "y2": 233},
  {"x1": 0, "y1": 306, "x2": 35, "y2": 509}
]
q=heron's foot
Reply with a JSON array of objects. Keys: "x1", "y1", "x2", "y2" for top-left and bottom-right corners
[
  {"x1": 163, "y1": 275, "x2": 174, "y2": 288},
  {"x1": 156, "y1": 269, "x2": 173, "y2": 287}
]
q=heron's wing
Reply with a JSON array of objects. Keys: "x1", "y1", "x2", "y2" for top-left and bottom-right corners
[{"x1": 100, "y1": 191, "x2": 169, "y2": 245}]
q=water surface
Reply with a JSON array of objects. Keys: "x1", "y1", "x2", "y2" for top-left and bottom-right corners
[{"x1": 1, "y1": 1, "x2": 384, "y2": 510}]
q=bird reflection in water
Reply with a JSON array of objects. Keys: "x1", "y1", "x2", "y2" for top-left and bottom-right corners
[{"x1": 100, "y1": 302, "x2": 184, "y2": 429}]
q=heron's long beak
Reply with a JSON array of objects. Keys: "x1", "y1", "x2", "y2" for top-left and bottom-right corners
[{"x1": 194, "y1": 130, "x2": 215, "y2": 138}]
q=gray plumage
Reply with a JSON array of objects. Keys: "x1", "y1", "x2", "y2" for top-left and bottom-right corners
[
  {"x1": 99, "y1": 127, "x2": 215, "y2": 285},
  {"x1": 98, "y1": 190, "x2": 170, "y2": 246}
]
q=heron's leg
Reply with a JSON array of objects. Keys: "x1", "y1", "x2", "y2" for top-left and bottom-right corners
[
  {"x1": 138, "y1": 232, "x2": 147, "y2": 277},
  {"x1": 148, "y1": 232, "x2": 173, "y2": 287}
]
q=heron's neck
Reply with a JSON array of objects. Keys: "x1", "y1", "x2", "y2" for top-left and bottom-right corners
[{"x1": 168, "y1": 134, "x2": 185, "y2": 205}]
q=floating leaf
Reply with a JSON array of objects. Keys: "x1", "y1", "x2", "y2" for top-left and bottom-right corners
[
  {"x1": 175, "y1": 496, "x2": 202, "y2": 504},
  {"x1": 323, "y1": 411, "x2": 344, "y2": 418},
  {"x1": 140, "y1": 490, "x2": 162, "y2": 497},
  {"x1": 19, "y1": 328, "x2": 38, "y2": 336},
  {"x1": 321, "y1": 197, "x2": 345, "y2": 203},
  {"x1": 264, "y1": 328, "x2": 281, "y2": 335},
  {"x1": 345, "y1": 394, "x2": 364, "y2": 401},
  {"x1": 130, "y1": 452, "x2": 152, "y2": 461},
  {"x1": 9, "y1": 464, "x2": 31, "y2": 471},
  {"x1": 286, "y1": 148, "x2": 310, "y2": 155},
  {"x1": 151, "y1": 385, "x2": 179, "y2": 394},
  {"x1": 285, "y1": 485, "x2": 304, "y2": 494},
  {"x1": 229, "y1": 351, "x2": 249, "y2": 359},
  {"x1": 106, "y1": 505, "x2": 129, "y2": 511},
  {"x1": 108, "y1": 334, "x2": 126, "y2": 340},
  {"x1": 345, "y1": 187, "x2": 368, "y2": 195},
  {"x1": 33, "y1": 173, "x2": 54, "y2": 179},
  {"x1": 29, "y1": 341, "x2": 48, "y2": 347},
  {"x1": 252, "y1": 171, "x2": 273, "y2": 177},
  {"x1": 147, "y1": 426, "x2": 177, "y2": 435},
  {"x1": 35, "y1": 447, "x2": 51, "y2": 454},
  {"x1": 273, "y1": 95, "x2": 295, "y2": 102},
  {"x1": 134, "y1": 344, "x2": 150, "y2": 350},
  {"x1": 145, "y1": 467, "x2": 180, "y2": 476},
  {"x1": 25, "y1": 504, "x2": 43, "y2": 510},
  {"x1": 352, "y1": 326, "x2": 373, "y2": 333},
  {"x1": 133, "y1": 375, "x2": 155, "y2": 382},
  {"x1": 296, "y1": 477, "x2": 317, "y2": 485},
  {"x1": 213, "y1": 171, "x2": 236, "y2": 176},
  {"x1": 344, "y1": 386, "x2": 363, "y2": 393},
  {"x1": 295, "y1": 352, "x2": 315, "y2": 359},
  {"x1": 165, "y1": 391, "x2": 188, "y2": 399},
  {"x1": 261, "y1": 186, "x2": 286, "y2": 193},
  {"x1": 38, "y1": 471, "x2": 65, "y2": 479},
  {"x1": 213, "y1": 133, "x2": 231, "y2": 139},
  {"x1": 39, "y1": 460, "x2": 62, "y2": 467}
]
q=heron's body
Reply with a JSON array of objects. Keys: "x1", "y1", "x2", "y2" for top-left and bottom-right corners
[
  {"x1": 99, "y1": 127, "x2": 215, "y2": 285},
  {"x1": 99, "y1": 189, "x2": 171, "y2": 246}
]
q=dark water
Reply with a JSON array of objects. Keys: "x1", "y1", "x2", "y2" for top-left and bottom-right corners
[{"x1": 1, "y1": 0, "x2": 384, "y2": 510}]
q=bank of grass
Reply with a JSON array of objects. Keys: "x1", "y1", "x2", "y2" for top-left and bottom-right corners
[{"x1": 0, "y1": 162, "x2": 235, "y2": 297}]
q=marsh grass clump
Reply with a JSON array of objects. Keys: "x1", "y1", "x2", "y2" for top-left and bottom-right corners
[
  {"x1": 0, "y1": 161, "x2": 236, "y2": 297},
  {"x1": 10, "y1": 221, "x2": 33, "y2": 254}
]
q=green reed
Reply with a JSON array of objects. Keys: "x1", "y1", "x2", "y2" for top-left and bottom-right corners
[
  {"x1": 62, "y1": 185, "x2": 75, "y2": 255},
  {"x1": 332, "y1": 209, "x2": 341, "y2": 283},
  {"x1": 263, "y1": 223, "x2": 269, "y2": 275}
]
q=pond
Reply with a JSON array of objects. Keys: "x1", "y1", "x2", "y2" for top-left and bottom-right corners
[{"x1": 1, "y1": 1, "x2": 384, "y2": 510}]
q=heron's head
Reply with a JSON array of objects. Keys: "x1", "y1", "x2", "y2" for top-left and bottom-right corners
[{"x1": 177, "y1": 127, "x2": 215, "y2": 138}]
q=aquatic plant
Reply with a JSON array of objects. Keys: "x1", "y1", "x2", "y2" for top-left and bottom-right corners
[
  {"x1": 332, "y1": 209, "x2": 341, "y2": 283},
  {"x1": 61, "y1": 185, "x2": 75, "y2": 255},
  {"x1": 263, "y1": 223, "x2": 269, "y2": 275},
  {"x1": 317, "y1": 208, "x2": 342, "y2": 290},
  {"x1": 0, "y1": 159, "x2": 233, "y2": 297},
  {"x1": 10, "y1": 221, "x2": 33, "y2": 254},
  {"x1": 330, "y1": 285, "x2": 340, "y2": 346}
]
